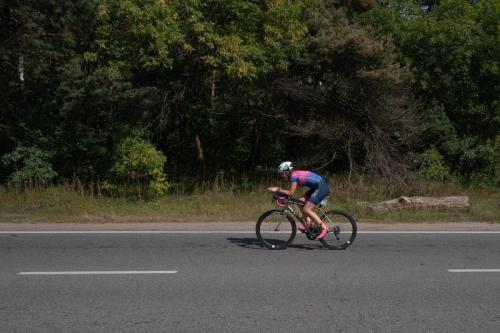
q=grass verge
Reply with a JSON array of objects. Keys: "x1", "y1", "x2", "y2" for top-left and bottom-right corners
[{"x1": 0, "y1": 178, "x2": 499, "y2": 223}]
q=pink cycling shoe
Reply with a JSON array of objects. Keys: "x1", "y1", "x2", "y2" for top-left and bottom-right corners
[
  {"x1": 315, "y1": 226, "x2": 329, "y2": 240},
  {"x1": 297, "y1": 226, "x2": 307, "y2": 233}
]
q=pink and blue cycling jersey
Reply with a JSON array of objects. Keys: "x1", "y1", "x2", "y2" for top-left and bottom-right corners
[
  {"x1": 290, "y1": 170, "x2": 329, "y2": 205},
  {"x1": 290, "y1": 170, "x2": 323, "y2": 189}
]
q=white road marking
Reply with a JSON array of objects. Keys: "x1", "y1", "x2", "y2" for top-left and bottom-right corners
[
  {"x1": 1, "y1": 231, "x2": 251, "y2": 234},
  {"x1": 18, "y1": 270, "x2": 178, "y2": 275},
  {"x1": 448, "y1": 269, "x2": 500, "y2": 273},
  {"x1": 1, "y1": 231, "x2": 500, "y2": 234},
  {"x1": 358, "y1": 231, "x2": 500, "y2": 234}
]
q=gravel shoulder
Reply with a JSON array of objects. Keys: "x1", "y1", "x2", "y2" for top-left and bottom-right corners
[{"x1": 1, "y1": 221, "x2": 500, "y2": 231}]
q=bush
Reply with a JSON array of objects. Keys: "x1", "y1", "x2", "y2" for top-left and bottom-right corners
[
  {"x1": 1, "y1": 146, "x2": 57, "y2": 188},
  {"x1": 108, "y1": 136, "x2": 169, "y2": 199},
  {"x1": 490, "y1": 136, "x2": 500, "y2": 186},
  {"x1": 419, "y1": 146, "x2": 450, "y2": 182},
  {"x1": 478, "y1": 135, "x2": 500, "y2": 187}
]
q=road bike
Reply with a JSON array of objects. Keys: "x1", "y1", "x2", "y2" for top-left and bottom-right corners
[{"x1": 256, "y1": 193, "x2": 357, "y2": 250}]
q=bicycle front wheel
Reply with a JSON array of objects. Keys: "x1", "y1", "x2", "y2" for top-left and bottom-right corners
[
  {"x1": 320, "y1": 210, "x2": 357, "y2": 250},
  {"x1": 256, "y1": 209, "x2": 296, "y2": 250}
]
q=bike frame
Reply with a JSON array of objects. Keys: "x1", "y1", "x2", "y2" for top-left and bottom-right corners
[
  {"x1": 258, "y1": 194, "x2": 355, "y2": 249},
  {"x1": 275, "y1": 196, "x2": 331, "y2": 228}
]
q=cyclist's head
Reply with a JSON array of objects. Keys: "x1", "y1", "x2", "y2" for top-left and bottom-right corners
[{"x1": 277, "y1": 161, "x2": 293, "y2": 175}]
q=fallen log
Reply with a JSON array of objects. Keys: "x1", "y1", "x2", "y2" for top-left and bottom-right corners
[{"x1": 357, "y1": 196, "x2": 469, "y2": 212}]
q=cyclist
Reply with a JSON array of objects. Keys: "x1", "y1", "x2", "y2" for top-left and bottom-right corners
[{"x1": 267, "y1": 161, "x2": 329, "y2": 240}]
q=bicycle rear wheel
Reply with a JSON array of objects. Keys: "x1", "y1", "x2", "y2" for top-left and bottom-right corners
[
  {"x1": 256, "y1": 209, "x2": 296, "y2": 250},
  {"x1": 319, "y1": 210, "x2": 357, "y2": 250}
]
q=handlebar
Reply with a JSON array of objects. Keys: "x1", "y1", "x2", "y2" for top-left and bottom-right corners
[{"x1": 272, "y1": 193, "x2": 305, "y2": 206}]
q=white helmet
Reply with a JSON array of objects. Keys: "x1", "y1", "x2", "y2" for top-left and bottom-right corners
[{"x1": 277, "y1": 161, "x2": 293, "y2": 174}]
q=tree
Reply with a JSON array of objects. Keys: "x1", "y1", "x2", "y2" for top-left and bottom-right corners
[
  {"x1": 276, "y1": 1, "x2": 423, "y2": 182},
  {"x1": 88, "y1": 0, "x2": 309, "y2": 178},
  {"x1": 361, "y1": 0, "x2": 500, "y2": 182},
  {"x1": 0, "y1": 0, "x2": 100, "y2": 181}
]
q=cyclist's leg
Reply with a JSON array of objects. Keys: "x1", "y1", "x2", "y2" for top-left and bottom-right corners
[
  {"x1": 303, "y1": 182, "x2": 329, "y2": 238},
  {"x1": 303, "y1": 201, "x2": 326, "y2": 230},
  {"x1": 299, "y1": 190, "x2": 314, "y2": 226}
]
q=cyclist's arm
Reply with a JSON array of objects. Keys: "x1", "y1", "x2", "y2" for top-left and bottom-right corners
[{"x1": 277, "y1": 182, "x2": 297, "y2": 196}]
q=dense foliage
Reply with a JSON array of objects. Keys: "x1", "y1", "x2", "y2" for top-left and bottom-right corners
[
  {"x1": 1, "y1": 0, "x2": 498, "y2": 191},
  {"x1": 361, "y1": 0, "x2": 500, "y2": 183}
]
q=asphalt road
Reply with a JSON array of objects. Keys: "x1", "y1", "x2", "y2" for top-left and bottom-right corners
[{"x1": 1, "y1": 230, "x2": 499, "y2": 332}]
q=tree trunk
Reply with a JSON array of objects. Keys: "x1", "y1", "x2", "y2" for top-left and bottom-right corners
[
  {"x1": 358, "y1": 196, "x2": 470, "y2": 212},
  {"x1": 195, "y1": 133, "x2": 206, "y2": 179},
  {"x1": 347, "y1": 136, "x2": 354, "y2": 185},
  {"x1": 247, "y1": 111, "x2": 260, "y2": 170},
  {"x1": 211, "y1": 70, "x2": 216, "y2": 100}
]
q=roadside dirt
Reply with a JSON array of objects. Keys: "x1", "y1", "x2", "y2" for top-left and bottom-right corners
[{"x1": 1, "y1": 221, "x2": 500, "y2": 231}]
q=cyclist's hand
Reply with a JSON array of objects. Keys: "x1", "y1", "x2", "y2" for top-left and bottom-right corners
[{"x1": 267, "y1": 186, "x2": 279, "y2": 193}]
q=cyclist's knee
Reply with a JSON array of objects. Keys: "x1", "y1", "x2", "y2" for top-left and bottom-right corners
[
  {"x1": 303, "y1": 206, "x2": 314, "y2": 216},
  {"x1": 304, "y1": 201, "x2": 315, "y2": 211}
]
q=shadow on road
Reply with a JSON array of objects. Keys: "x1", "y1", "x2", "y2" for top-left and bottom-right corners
[
  {"x1": 227, "y1": 237, "x2": 326, "y2": 250},
  {"x1": 226, "y1": 237, "x2": 262, "y2": 250}
]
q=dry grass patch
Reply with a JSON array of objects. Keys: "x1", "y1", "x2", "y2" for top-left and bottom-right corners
[{"x1": 0, "y1": 178, "x2": 498, "y2": 223}]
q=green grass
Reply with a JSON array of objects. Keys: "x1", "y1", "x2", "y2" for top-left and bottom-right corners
[
  {"x1": 0, "y1": 178, "x2": 499, "y2": 223},
  {"x1": 0, "y1": 186, "x2": 269, "y2": 223}
]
